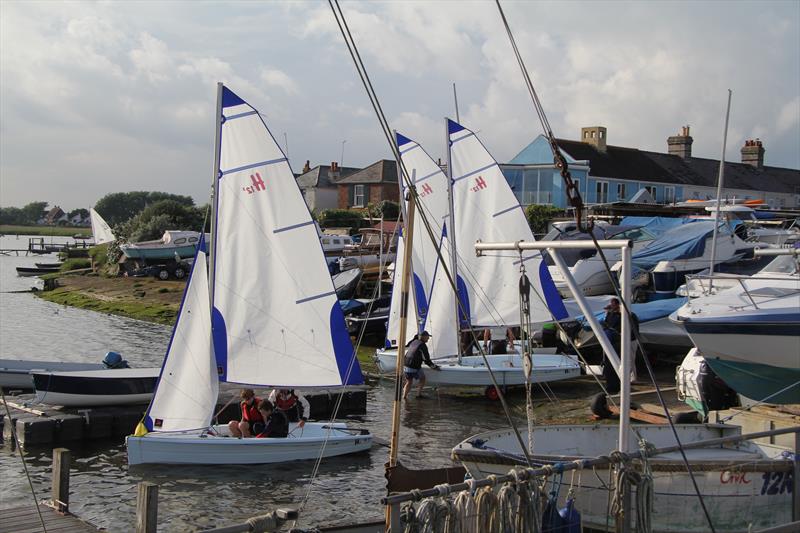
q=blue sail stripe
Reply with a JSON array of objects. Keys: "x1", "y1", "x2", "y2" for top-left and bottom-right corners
[
  {"x1": 414, "y1": 169, "x2": 440, "y2": 184},
  {"x1": 220, "y1": 157, "x2": 286, "y2": 176},
  {"x1": 400, "y1": 143, "x2": 421, "y2": 155},
  {"x1": 493, "y1": 204, "x2": 523, "y2": 218},
  {"x1": 450, "y1": 131, "x2": 474, "y2": 144},
  {"x1": 274, "y1": 220, "x2": 315, "y2": 234},
  {"x1": 224, "y1": 110, "x2": 258, "y2": 121},
  {"x1": 453, "y1": 163, "x2": 495, "y2": 183},
  {"x1": 296, "y1": 290, "x2": 337, "y2": 304}
]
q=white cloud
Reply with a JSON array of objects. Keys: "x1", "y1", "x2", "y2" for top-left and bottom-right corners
[
  {"x1": 130, "y1": 33, "x2": 173, "y2": 84},
  {"x1": 260, "y1": 68, "x2": 297, "y2": 94}
]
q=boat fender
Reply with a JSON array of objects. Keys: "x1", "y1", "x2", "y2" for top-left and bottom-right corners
[
  {"x1": 103, "y1": 351, "x2": 129, "y2": 369},
  {"x1": 589, "y1": 393, "x2": 612, "y2": 419},
  {"x1": 557, "y1": 496, "x2": 581, "y2": 533}
]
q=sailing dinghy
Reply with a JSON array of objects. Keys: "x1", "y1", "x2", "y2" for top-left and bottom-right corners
[
  {"x1": 126, "y1": 85, "x2": 371, "y2": 465},
  {"x1": 375, "y1": 123, "x2": 580, "y2": 390}
]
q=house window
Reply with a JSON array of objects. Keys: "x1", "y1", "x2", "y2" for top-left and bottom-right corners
[
  {"x1": 354, "y1": 184, "x2": 365, "y2": 207},
  {"x1": 617, "y1": 183, "x2": 626, "y2": 201},
  {"x1": 596, "y1": 180, "x2": 609, "y2": 203},
  {"x1": 664, "y1": 186, "x2": 675, "y2": 204}
]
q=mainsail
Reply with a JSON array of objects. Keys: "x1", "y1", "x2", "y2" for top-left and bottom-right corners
[
  {"x1": 212, "y1": 86, "x2": 362, "y2": 387},
  {"x1": 89, "y1": 208, "x2": 115, "y2": 245},
  {"x1": 141, "y1": 246, "x2": 217, "y2": 433},
  {"x1": 447, "y1": 118, "x2": 566, "y2": 325},
  {"x1": 424, "y1": 228, "x2": 460, "y2": 357}
]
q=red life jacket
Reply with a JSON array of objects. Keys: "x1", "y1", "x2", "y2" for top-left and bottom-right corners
[
  {"x1": 241, "y1": 398, "x2": 263, "y2": 423},
  {"x1": 274, "y1": 392, "x2": 297, "y2": 411}
]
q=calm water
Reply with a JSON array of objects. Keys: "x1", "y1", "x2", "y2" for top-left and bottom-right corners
[{"x1": 0, "y1": 236, "x2": 518, "y2": 531}]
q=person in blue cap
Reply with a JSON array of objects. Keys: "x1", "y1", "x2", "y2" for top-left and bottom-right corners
[{"x1": 402, "y1": 330, "x2": 440, "y2": 400}]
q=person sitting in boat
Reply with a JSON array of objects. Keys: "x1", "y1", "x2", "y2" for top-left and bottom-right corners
[
  {"x1": 482, "y1": 327, "x2": 515, "y2": 354},
  {"x1": 268, "y1": 388, "x2": 310, "y2": 427},
  {"x1": 253, "y1": 399, "x2": 289, "y2": 439},
  {"x1": 600, "y1": 298, "x2": 622, "y2": 393},
  {"x1": 402, "y1": 330, "x2": 440, "y2": 400},
  {"x1": 228, "y1": 388, "x2": 263, "y2": 438}
]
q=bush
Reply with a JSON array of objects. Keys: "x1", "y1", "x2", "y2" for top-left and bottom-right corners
[
  {"x1": 318, "y1": 209, "x2": 364, "y2": 230},
  {"x1": 368, "y1": 200, "x2": 400, "y2": 220},
  {"x1": 59, "y1": 258, "x2": 91, "y2": 271},
  {"x1": 526, "y1": 204, "x2": 564, "y2": 235},
  {"x1": 89, "y1": 243, "x2": 110, "y2": 268}
]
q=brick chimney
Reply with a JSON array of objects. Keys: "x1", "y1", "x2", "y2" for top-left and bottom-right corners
[
  {"x1": 328, "y1": 161, "x2": 340, "y2": 182},
  {"x1": 741, "y1": 139, "x2": 765, "y2": 169},
  {"x1": 302, "y1": 160, "x2": 311, "y2": 173},
  {"x1": 667, "y1": 126, "x2": 693, "y2": 159},
  {"x1": 580, "y1": 126, "x2": 607, "y2": 152}
]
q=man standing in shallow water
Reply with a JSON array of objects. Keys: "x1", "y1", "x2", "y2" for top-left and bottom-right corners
[{"x1": 402, "y1": 330, "x2": 440, "y2": 400}]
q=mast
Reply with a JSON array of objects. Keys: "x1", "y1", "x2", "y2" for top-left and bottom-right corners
[
  {"x1": 445, "y1": 118, "x2": 463, "y2": 361},
  {"x1": 209, "y1": 82, "x2": 223, "y2": 308},
  {"x1": 453, "y1": 83, "x2": 460, "y2": 123},
  {"x1": 708, "y1": 89, "x2": 733, "y2": 289},
  {"x1": 386, "y1": 183, "x2": 417, "y2": 529}
]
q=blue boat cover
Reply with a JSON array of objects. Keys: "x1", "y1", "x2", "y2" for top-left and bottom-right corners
[
  {"x1": 631, "y1": 220, "x2": 714, "y2": 271},
  {"x1": 620, "y1": 216, "x2": 693, "y2": 236},
  {"x1": 577, "y1": 297, "x2": 686, "y2": 328}
]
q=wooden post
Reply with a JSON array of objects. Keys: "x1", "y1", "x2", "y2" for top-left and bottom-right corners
[
  {"x1": 52, "y1": 448, "x2": 71, "y2": 513},
  {"x1": 136, "y1": 482, "x2": 158, "y2": 533}
]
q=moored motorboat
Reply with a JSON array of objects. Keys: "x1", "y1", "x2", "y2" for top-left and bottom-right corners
[
  {"x1": 32, "y1": 367, "x2": 160, "y2": 407},
  {"x1": 120, "y1": 230, "x2": 207, "y2": 261},
  {"x1": 0, "y1": 359, "x2": 104, "y2": 389}
]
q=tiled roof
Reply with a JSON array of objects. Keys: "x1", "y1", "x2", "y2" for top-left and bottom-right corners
[
  {"x1": 296, "y1": 164, "x2": 361, "y2": 189},
  {"x1": 336, "y1": 160, "x2": 398, "y2": 184}
]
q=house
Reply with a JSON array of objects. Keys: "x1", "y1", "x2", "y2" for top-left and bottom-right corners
[
  {"x1": 337, "y1": 159, "x2": 399, "y2": 209},
  {"x1": 296, "y1": 161, "x2": 361, "y2": 211},
  {"x1": 501, "y1": 126, "x2": 800, "y2": 209},
  {"x1": 43, "y1": 206, "x2": 68, "y2": 225}
]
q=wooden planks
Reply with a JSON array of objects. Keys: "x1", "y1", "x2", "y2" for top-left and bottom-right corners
[{"x1": 0, "y1": 504, "x2": 99, "y2": 533}]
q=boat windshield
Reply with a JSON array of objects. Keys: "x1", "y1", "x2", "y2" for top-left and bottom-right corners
[{"x1": 761, "y1": 254, "x2": 800, "y2": 275}]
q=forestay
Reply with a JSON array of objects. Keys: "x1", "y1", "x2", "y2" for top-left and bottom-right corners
[
  {"x1": 212, "y1": 87, "x2": 362, "y2": 387},
  {"x1": 142, "y1": 249, "x2": 217, "y2": 432},
  {"x1": 90, "y1": 208, "x2": 114, "y2": 245},
  {"x1": 447, "y1": 118, "x2": 566, "y2": 326}
]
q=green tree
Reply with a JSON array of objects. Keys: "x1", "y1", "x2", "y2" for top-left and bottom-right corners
[
  {"x1": 0, "y1": 207, "x2": 24, "y2": 224},
  {"x1": 21, "y1": 201, "x2": 49, "y2": 224},
  {"x1": 368, "y1": 200, "x2": 400, "y2": 220},
  {"x1": 115, "y1": 200, "x2": 206, "y2": 243},
  {"x1": 94, "y1": 191, "x2": 195, "y2": 226},
  {"x1": 317, "y1": 208, "x2": 364, "y2": 230}
]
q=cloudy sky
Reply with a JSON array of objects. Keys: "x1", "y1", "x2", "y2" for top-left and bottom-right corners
[{"x1": 1, "y1": 1, "x2": 798, "y2": 211}]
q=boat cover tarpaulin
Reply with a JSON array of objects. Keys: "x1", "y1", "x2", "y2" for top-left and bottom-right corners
[
  {"x1": 576, "y1": 296, "x2": 687, "y2": 328},
  {"x1": 620, "y1": 216, "x2": 693, "y2": 236},
  {"x1": 631, "y1": 221, "x2": 713, "y2": 271}
]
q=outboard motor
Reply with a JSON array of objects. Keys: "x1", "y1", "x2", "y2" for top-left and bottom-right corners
[{"x1": 103, "y1": 351, "x2": 129, "y2": 369}]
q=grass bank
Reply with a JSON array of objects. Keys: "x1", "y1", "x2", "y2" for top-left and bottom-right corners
[
  {"x1": 0, "y1": 224, "x2": 92, "y2": 237},
  {"x1": 35, "y1": 274, "x2": 183, "y2": 325}
]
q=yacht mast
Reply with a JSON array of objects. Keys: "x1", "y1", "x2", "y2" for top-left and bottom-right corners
[
  {"x1": 445, "y1": 118, "x2": 463, "y2": 361},
  {"x1": 708, "y1": 89, "x2": 733, "y2": 287}
]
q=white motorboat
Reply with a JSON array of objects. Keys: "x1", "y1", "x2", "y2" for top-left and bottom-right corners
[
  {"x1": 33, "y1": 367, "x2": 159, "y2": 407},
  {"x1": 453, "y1": 423, "x2": 793, "y2": 532},
  {"x1": 378, "y1": 122, "x2": 579, "y2": 389},
  {"x1": 671, "y1": 274, "x2": 800, "y2": 405},
  {"x1": 120, "y1": 230, "x2": 208, "y2": 261},
  {"x1": 126, "y1": 85, "x2": 371, "y2": 465},
  {"x1": 0, "y1": 359, "x2": 104, "y2": 389}
]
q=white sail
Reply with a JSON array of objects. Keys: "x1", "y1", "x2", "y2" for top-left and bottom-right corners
[
  {"x1": 385, "y1": 231, "x2": 420, "y2": 348},
  {"x1": 143, "y1": 248, "x2": 217, "y2": 432},
  {"x1": 424, "y1": 230, "x2": 460, "y2": 358},
  {"x1": 89, "y1": 208, "x2": 114, "y2": 245},
  {"x1": 212, "y1": 87, "x2": 361, "y2": 387},
  {"x1": 447, "y1": 118, "x2": 566, "y2": 326}
]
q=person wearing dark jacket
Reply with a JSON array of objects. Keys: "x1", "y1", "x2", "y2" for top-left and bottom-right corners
[
  {"x1": 601, "y1": 298, "x2": 622, "y2": 393},
  {"x1": 402, "y1": 330, "x2": 440, "y2": 400},
  {"x1": 253, "y1": 399, "x2": 289, "y2": 439}
]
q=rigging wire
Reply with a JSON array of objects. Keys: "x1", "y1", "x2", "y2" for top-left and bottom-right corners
[
  {"x1": 1, "y1": 388, "x2": 48, "y2": 532},
  {"x1": 327, "y1": 0, "x2": 535, "y2": 468},
  {"x1": 495, "y1": 0, "x2": 717, "y2": 529}
]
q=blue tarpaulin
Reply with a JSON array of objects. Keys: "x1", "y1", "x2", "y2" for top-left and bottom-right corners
[
  {"x1": 577, "y1": 297, "x2": 687, "y2": 329},
  {"x1": 620, "y1": 216, "x2": 694, "y2": 236},
  {"x1": 630, "y1": 221, "x2": 716, "y2": 271}
]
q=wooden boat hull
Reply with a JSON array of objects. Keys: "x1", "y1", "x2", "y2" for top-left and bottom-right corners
[
  {"x1": 32, "y1": 368, "x2": 159, "y2": 406},
  {"x1": 453, "y1": 424, "x2": 793, "y2": 532},
  {"x1": 375, "y1": 350, "x2": 581, "y2": 387},
  {"x1": 126, "y1": 422, "x2": 373, "y2": 465},
  {"x1": 16, "y1": 266, "x2": 59, "y2": 277},
  {"x1": 0, "y1": 359, "x2": 104, "y2": 389}
]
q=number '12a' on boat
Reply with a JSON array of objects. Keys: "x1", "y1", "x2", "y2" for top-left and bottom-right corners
[{"x1": 126, "y1": 84, "x2": 371, "y2": 465}]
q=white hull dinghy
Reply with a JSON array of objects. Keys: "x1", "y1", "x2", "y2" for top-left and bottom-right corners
[
  {"x1": 453, "y1": 424, "x2": 794, "y2": 532},
  {"x1": 127, "y1": 85, "x2": 371, "y2": 465},
  {"x1": 0, "y1": 359, "x2": 104, "y2": 389},
  {"x1": 128, "y1": 422, "x2": 371, "y2": 465},
  {"x1": 33, "y1": 368, "x2": 159, "y2": 407}
]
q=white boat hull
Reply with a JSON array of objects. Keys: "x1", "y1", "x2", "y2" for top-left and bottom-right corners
[
  {"x1": 32, "y1": 368, "x2": 160, "y2": 407},
  {"x1": 453, "y1": 424, "x2": 793, "y2": 532},
  {"x1": 375, "y1": 350, "x2": 581, "y2": 387},
  {"x1": 127, "y1": 422, "x2": 372, "y2": 465}
]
